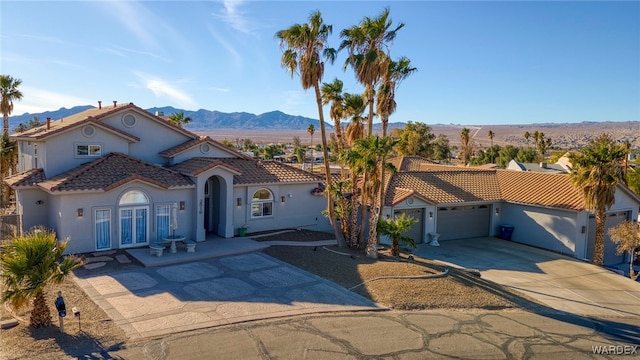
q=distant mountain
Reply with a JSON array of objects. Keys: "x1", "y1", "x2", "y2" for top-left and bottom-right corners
[
  {"x1": 9, "y1": 105, "x2": 333, "y2": 131},
  {"x1": 8, "y1": 105, "x2": 94, "y2": 126}
]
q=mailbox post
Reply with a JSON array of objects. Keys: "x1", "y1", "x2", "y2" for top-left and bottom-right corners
[{"x1": 54, "y1": 291, "x2": 66, "y2": 332}]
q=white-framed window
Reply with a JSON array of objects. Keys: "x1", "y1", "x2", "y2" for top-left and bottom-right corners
[
  {"x1": 76, "y1": 144, "x2": 102, "y2": 157},
  {"x1": 251, "y1": 188, "x2": 273, "y2": 218},
  {"x1": 118, "y1": 190, "x2": 150, "y2": 247},
  {"x1": 95, "y1": 208, "x2": 112, "y2": 250}
]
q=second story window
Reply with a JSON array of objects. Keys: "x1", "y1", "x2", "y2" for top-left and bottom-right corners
[{"x1": 76, "y1": 144, "x2": 102, "y2": 157}]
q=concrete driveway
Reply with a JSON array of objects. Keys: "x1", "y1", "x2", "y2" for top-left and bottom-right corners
[{"x1": 414, "y1": 237, "x2": 640, "y2": 318}]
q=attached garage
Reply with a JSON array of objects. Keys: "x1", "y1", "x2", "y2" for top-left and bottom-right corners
[
  {"x1": 436, "y1": 205, "x2": 490, "y2": 240},
  {"x1": 587, "y1": 211, "x2": 629, "y2": 266},
  {"x1": 395, "y1": 208, "x2": 425, "y2": 244}
]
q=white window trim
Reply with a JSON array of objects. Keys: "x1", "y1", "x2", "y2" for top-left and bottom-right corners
[
  {"x1": 75, "y1": 143, "x2": 102, "y2": 158},
  {"x1": 250, "y1": 188, "x2": 274, "y2": 219}
]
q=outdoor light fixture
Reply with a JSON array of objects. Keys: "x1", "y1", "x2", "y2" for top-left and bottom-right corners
[
  {"x1": 581, "y1": 226, "x2": 586, "y2": 234},
  {"x1": 36, "y1": 200, "x2": 44, "y2": 205},
  {"x1": 495, "y1": 208, "x2": 500, "y2": 215},
  {"x1": 281, "y1": 195, "x2": 286, "y2": 204},
  {"x1": 429, "y1": 211, "x2": 433, "y2": 219},
  {"x1": 179, "y1": 201, "x2": 185, "y2": 211},
  {"x1": 77, "y1": 208, "x2": 83, "y2": 218},
  {"x1": 237, "y1": 197, "x2": 242, "y2": 207}
]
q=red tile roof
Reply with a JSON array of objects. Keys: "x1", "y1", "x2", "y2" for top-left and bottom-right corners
[
  {"x1": 171, "y1": 158, "x2": 324, "y2": 185},
  {"x1": 35, "y1": 153, "x2": 193, "y2": 192},
  {"x1": 384, "y1": 156, "x2": 588, "y2": 211},
  {"x1": 4, "y1": 169, "x2": 46, "y2": 188},
  {"x1": 11, "y1": 103, "x2": 197, "y2": 141},
  {"x1": 159, "y1": 136, "x2": 251, "y2": 159}
]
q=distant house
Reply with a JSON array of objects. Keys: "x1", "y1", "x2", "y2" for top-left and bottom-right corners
[
  {"x1": 381, "y1": 156, "x2": 640, "y2": 268},
  {"x1": 5, "y1": 102, "x2": 331, "y2": 254},
  {"x1": 506, "y1": 159, "x2": 570, "y2": 173}
]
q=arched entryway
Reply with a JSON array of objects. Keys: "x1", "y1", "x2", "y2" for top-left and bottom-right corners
[
  {"x1": 118, "y1": 189, "x2": 149, "y2": 247},
  {"x1": 204, "y1": 175, "x2": 228, "y2": 236}
]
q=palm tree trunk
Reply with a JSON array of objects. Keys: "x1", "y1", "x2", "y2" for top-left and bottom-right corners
[
  {"x1": 314, "y1": 84, "x2": 346, "y2": 248},
  {"x1": 366, "y1": 187, "x2": 380, "y2": 259},
  {"x1": 30, "y1": 290, "x2": 52, "y2": 328},
  {"x1": 378, "y1": 115, "x2": 389, "y2": 218},
  {"x1": 593, "y1": 208, "x2": 605, "y2": 266}
]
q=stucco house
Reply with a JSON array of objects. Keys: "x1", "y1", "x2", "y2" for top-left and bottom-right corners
[
  {"x1": 5, "y1": 102, "x2": 331, "y2": 254},
  {"x1": 381, "y1": 156, "x2": 640, "y2": 268}
]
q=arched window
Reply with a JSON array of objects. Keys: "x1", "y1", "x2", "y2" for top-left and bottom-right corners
[
  {"x1": 119, "y1": 190, "x2": 149, "y2": 205},
  {"x1": 251, "y1": 188, "x2": 273, "y2": 218}
]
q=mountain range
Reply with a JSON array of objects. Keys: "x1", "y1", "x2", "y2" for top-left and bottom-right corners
[{"x1": 8, "y1": 105, "x2": 341, "y2": 131}]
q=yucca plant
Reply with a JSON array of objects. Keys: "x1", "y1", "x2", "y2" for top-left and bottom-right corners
[{"x1": 0, "y1": 228, "x2": 83, "y2": 327}]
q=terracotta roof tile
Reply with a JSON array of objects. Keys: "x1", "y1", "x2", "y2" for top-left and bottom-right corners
[
  {"x1": 12, "y1": 103, "x2": 197, "y2": 141},
  {"x1": 159, "y1": 136, "x2": 251, "y2": 159},
  {"x1": 384, "y1": 156, "x2": 587, "y2": 211},
  {"x1": 385, "y1": 170, "x2": 502, "y2": 206},
  {"x1": 172, "y1": 158, "x2": 323, "y2": 185},
  {"x1": 4, "y1": 168, "x2": 45, "y2": 188},
  {"x1": 37, "y1": 153, "x2": 193, "y2": 192},
  {"x1": 496, "y1": 170, "x2": 583, "y2": 210}
]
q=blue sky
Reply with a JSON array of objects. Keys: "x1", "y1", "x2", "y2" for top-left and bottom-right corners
[{"x1": 2, "y1": 1, "x2": 639, "y2": 125}]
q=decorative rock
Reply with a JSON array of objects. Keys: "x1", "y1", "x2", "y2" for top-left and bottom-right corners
[
  {"x1": 91, "y1": 250, "x2": 117, "y2": 256},
  {"x1": 0, "y1": 319, "x2": 19, "y2": 330},
  {"x1": 83, "y1": 262, "x2": 107, "y2": 270},
  {"x1": 86, "y1": 256, "x2": 114, "y2": 263},
  {"x1": 115, "y1": 254, "x2": 131, "y2": 264}
]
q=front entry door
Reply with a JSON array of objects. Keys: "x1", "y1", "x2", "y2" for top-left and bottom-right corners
[{"x1": 120, "y1": 207, "x2": 149, "y2": 247}]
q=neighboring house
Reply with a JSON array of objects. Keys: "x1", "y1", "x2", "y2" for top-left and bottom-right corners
[
  {"x1": 381, "y1": 156, "x2": 640, "y2": 267},
  {"x1": 5, "y1": 102, "x2": 330, "y2": 254},
  {"x1": 506, "y1": 159, "x2": 570, "y2": 173}
]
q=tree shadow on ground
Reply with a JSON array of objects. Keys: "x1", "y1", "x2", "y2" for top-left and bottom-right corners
[{"x1": 27, "y1": 325, "x2": 126, "y2": 359}]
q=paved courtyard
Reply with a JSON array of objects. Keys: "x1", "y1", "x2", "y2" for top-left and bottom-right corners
[{"x1": 73, "y1": 252, "x2": 382, "y2": 339}]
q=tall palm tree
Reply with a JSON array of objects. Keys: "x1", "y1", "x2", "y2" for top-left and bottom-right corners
[
  {"x1": 339, "y1": 7, "x2": 404, "y2": 137},
  {"x1": 376, "y1": 55, "x2": 416, "y2": 138},
  {"x1": 307, "y1": 124, "x2": 315, "y2": 171},
  {"x1": 523, "y1": 131, "x2": 530, "y2": 148},
  {"x1": 343, "y1": 93, "x2": 366, "y2": 147},
  {"x1": 349, "y1": 135, "x2": 397, "y2": 258},
  {"x1": 460, "y1": 127, "x2": 472, "y2": 165},
  {"x1": 487, "y1": 130, "x2": 495, "y2": 163},
  {"x1": 320, "y1": 79, "x2": 346, "y2": 156},
  {"x1": 569, "y1": 134, "x2": 626, "y2": 266},
  {"x1": 167, "y1": 112, "x2": 192, "y2": 128},
  {"x1": 1, "y1": 228, "x2": 83, "y2": 327},
  {"x1": 0, "y1": 75, "x2": 23, "y2": 136},
  {"x1": 276, "y1": 11, "x2": 346, "y2": 248}
]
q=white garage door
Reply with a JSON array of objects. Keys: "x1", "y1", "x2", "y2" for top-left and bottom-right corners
[
  {"x1": 395, "y1": 208, "x2": 425, "y2": 244},
  {"x1": 436, "y1": 205, "x2": 490, "y2": 241},
  {"x1": 587, "y1": 211, "x2": 628, "y2": 266}
]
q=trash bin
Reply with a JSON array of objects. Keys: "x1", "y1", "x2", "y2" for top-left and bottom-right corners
[
  {"x1": 238, "y1": 227, "x2": 247, "y2": 237},
  {"x1": 499, "y1": 224, "x2": 514, "y2": 240}
]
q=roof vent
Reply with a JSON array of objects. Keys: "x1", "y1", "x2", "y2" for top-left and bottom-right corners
[
  {"x1": 46, "y1": 117, "x2": 51, "y2": 130},
  {"x1": 113, "y1": 100, "x2": 117, "y2": 108},
  {"x1": 98, "y1": 101, "x2": 102, "y2": 109}
]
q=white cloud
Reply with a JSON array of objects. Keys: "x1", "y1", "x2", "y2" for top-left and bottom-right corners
[
  {"x1": 11, "y1": 87, "x2": 94, "y2": 115},
  {"x1": 132, "y1": 71, "x2": 195, "y2": 107},
  {"x1": 212, "y1": 0, "x2": 258, "y2": 35}
]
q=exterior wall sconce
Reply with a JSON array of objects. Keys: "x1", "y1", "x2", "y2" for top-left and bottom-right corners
[
  {"x1": 581, "y1": 226, "x2": 586, "y2": 234},
  {"x1": 429, "y1": 211, "x2": 433, "y2": 219},
  {"x1": 281, "y1": 195, "x2": 286, "y2": 204},
  {"x1": 495, "y1": 208, "x2": 500, "y2": 215},
  {"x1": 179, "y1": 201, "x2": 186, "y2": 211},
  {"x1": 77, "y1": 208, "x2": 83, "y2": 218},
  {"x1": 36, "y1": 200, "x2": 44, "y2": 205},
  {"x1": 237, "y1": 197, "x2": 242, "y2": 207}
]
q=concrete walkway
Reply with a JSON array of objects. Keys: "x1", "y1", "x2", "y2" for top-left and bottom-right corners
[
  {"x1": 73, "y1": 249, "x2": 382, "y2": 339},
  {"x1": 414, "y1": 237, "x2": 640, "y2": 318}
]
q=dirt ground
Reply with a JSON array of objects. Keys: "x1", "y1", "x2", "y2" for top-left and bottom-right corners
[{"x1": 1, "y1": 230, "x2": 539, "y2": 359}]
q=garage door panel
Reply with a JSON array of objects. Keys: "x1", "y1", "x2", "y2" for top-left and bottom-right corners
[{"x1": 437, "y1": 206, "x2": 490, "y2": 241}]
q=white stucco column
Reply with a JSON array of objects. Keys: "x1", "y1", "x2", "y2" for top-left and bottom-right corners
[{"x1": 195, "y1": 179, "x2": 206, "y2": 242}]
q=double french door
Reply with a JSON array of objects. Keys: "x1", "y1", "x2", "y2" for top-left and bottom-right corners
[{"x1": 120, "y1": 206, "x2": 149, "y2": 247}]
